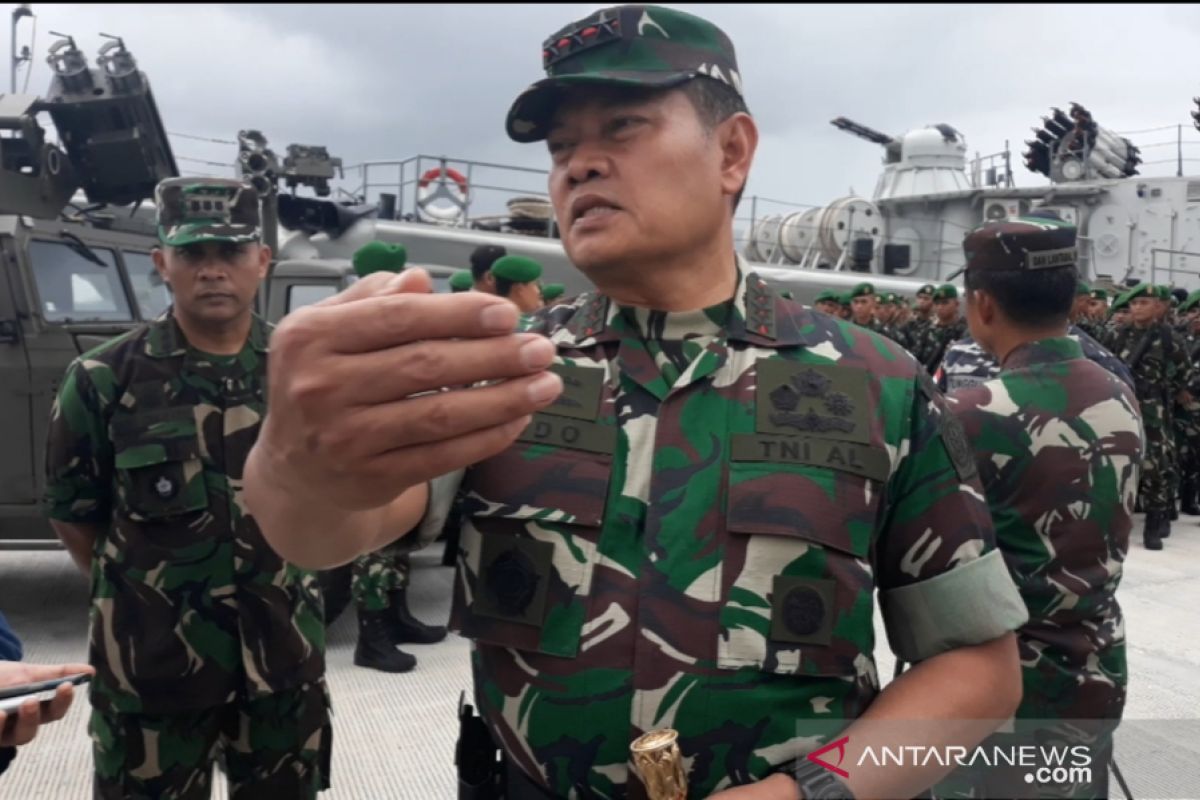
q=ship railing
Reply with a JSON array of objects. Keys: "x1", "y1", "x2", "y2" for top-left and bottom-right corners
[{"x1": 968, "y1": 144, "x2": 1015, "y2": 189}]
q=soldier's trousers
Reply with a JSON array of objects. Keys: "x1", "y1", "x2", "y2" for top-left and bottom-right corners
[
  {"x1": 351, "y1": 543, "x2": 411, "y2": 611},
  {"x1": 90, "y1": 680, "x2": 332, "y2": 800},
  {"x1": 1138, "y1": 412, "x2": 1174, "y2": 514}
]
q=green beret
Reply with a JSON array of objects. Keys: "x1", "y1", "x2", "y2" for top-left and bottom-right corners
[
  {"x1": 352, "y1": 241, "x2": 407, "y2": 277},
  {"x1": 1179, "y1": 290, "x2": 1200, "y2": 314},
  {"x1": 917, "y1": 284, "x2": 935, "y2": 296},
  {"x1": 1089, "y1": 288, "x2": 1108, "y2": 301},
  {"x1": 541, "y1": 283, "x2": 566, "y2": 302},
  {"x1": 779, "y1": 290, "x2": 794, "y2": 300},
  {"x1": 815, "y1": 289, "x2": 839, "y2": 303},
  {"x1": 932, "y1": 284, "x2": 959, "y2": 301},
  {"x1": 1121, "y1": 283, "x2": 1155, "y2": 304},
  {"x1": 850, "y1": 282, "x2": 876, "y2": 299},
  {"x1": 449, "y1": 270, "x2": 474, "y2": 292},
  {"x1": 491, "y1": 254, "x2": 543, "y2": 283},
  {"x1": 838, "y1": 293, "x2": 853, "y2": 306},
  {"x1": 1076, "y1": 280, "x2": 1090, "y2": 296}
]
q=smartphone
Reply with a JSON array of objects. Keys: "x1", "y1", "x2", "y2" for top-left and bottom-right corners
[{"x1": 0, "y1": 673, "x2": 91, "y2": 715}]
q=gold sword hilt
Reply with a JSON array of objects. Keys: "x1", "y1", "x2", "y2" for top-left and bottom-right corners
[{"x1": 631, "y1": 728, "x2": 687, "y2": 800}]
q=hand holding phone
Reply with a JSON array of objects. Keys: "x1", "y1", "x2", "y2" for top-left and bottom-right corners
[{"x1": 0, "y1": 662, "x2": 93, "y2": 747}]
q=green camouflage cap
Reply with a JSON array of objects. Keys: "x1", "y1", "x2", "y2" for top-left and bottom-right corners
[
  {"x1": 155, "y1": 177, "x2": 260, "y2": 246},
  {"x1": 449, "y1": 270, "x2": 474, "y2": 292},
  {"x1": 849, "y1": 282, "x2": 875, "y2": 299},
  {"x1": 491, "y1": 254, "x2": 543, "y2": 283},
  {"x1": 933, "y1": 284, "x2": 959, "y2": 301},
  {"x1": 917, "y1": 284, "x2": 935, "y2": 297},
  {"x1": 541, "y1": 283, "x2": 566, "y2": 301},
  {"x1": 352, "y1": 241, "x2": 407, "y2": 278},
  {"x1": 506, "y1": 5, "x2": 742, "y2": 143}
]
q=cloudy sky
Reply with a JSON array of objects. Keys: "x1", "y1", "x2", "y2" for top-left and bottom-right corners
[{"x1": 12, "y1": 3, "x2": 1200, "y2": 231}]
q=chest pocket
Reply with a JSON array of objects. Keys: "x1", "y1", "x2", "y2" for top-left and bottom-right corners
[
  {"x1": 718, "y1": 455, "x2": 881, "y2": 678},
  {"x1": 450, "y1": 431, "x2": 612, "y2": 659},
  {"x1": 112, "y1": 410, "x2": 208, "y2": 522}
]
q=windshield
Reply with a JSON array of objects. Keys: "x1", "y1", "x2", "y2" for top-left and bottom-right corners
[
  {"x1": 29, "y1": 239, "x2": 132, "y2": 323},
  {"x1": 123, "y1": 251, "x2": 172, "y2": 320}
]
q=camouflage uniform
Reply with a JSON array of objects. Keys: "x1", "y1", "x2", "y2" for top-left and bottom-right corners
[
  {"x1": 44, "y1": 178, "x2": 331, "y2": 798},
  {"x1": 1107, "y1": 289, "x2": 1191, "y2": 525},
  {"x1": 937, "y1": 217, "x2": 1143, "y2": 799},
  {"x1": 351, "y1": 546, "x2": 413, "y2": 611},
  {"x1": 438, "y1": 264, "x2": 1027, "y2": 798},
  {"x1": 934, "y1": 326, "x2": 1135, "y2": 394},
  {"x1": 914, "y1": 316, "x2": 968, "y2": 375}
]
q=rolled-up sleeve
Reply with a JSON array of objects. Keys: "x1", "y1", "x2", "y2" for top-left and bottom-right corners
[{"x1": 876, "y1": 373, "x2": 1027, "y2": 662}]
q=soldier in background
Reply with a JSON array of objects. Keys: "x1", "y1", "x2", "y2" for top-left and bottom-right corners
[
  {"x1": 469, "y1": 244, "x2": 507, "y2": 294},
  {"x1": 1108, "y1": 283, "x2": 1193, "y2": 548},
  {"x1": 351, "y1": 544, "x2": 447, "y2": 673},
  {"x1": 245, "y1": 6, "x2": 1027, "y2": 799},
  {"x1": 944, "y1": 216, "x2": 1142, "y2": 800},
  {"x1": 450, "y1": 270, "x2": 475, "y2": 293},
  {"x1": 1069, "y1": 279, "x2": 1093, "y2": 333},
  {"x1": 915, "y1": 284, "x2": 968, "y2": 374},
  {"x1": 1087, "y1": 287, "x2": 1109, "y2": 327},
  {"x1": 44, "y1": 178, "x2": 331, "y2": 798},
  {"x1": 541, "y1": 283, "x2": 567, "y2": 305},
  {"x1": 836, "y1": 291, "x2": 853, "y2": 320},
  {"x1": 813, "y1": 288, "x2": 841, "y2": 316},
  {"x1": 935, "y1": 323, "x2": 1134, "y2": 394},
  {"x1": 491, "y1": 254, "x2": 545, "y2": 313},
  {"x1": 872, "y1": 290, "x2": 896, "y2": 333},
  {"x1": 1174, "y1": 291, "x2": 1200, "y2": 516},
  {"x1": 848, "y1": 281, "x2": 881, "y2": 331}
]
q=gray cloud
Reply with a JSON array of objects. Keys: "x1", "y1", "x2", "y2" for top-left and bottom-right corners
[{"x1": 13, "y1": 3, "x2": 1200, "y2": 227}]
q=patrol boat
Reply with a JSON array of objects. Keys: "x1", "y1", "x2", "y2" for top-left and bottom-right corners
[{"x1": 744, "y1": 105, "x2": 1200, "y2": 292}]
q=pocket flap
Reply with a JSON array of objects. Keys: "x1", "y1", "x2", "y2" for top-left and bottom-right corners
[
  {"x1": 466, "y1": 447, "x2": 610, "y2": 527},
  {"x1": 115, "y1": 437, "x2": 201, "y2": 469},
  {"x1": 726, "y1": 462, "x2": 876, "y2": 558}
]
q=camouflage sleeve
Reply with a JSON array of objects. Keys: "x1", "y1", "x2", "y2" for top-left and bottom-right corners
[
  {"x1": 1170, "y1": 329, "x2": 1193, "y2": 396},
  {"x1": 43, "y1": 359, "x2": 115, "y2": 524},
  {"x1": 875, "y1": 373, "x2": 1027, "y2": 663}
]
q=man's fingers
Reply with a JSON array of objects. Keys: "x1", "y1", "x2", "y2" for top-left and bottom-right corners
[
  {"x1": 319, "y1": 371, "x2": 563, "y2": 462},
  {"x1": 315, "y1": 292, "x2": 522, "y2": 354},
  {"x1": 17, "y1": 663, "x2": 93, "y2": 683},
  {"x1": 314, "y1": 267, "x2": 434, "y2": 308},
  {"x1": 375, "y1": 413, "x2": 537, "y2": 488},
  {"x1": 42, "y1": 683, "x2": 75, "y2": 723},
  {"x1": 6, "y1": 700, "x2": 40, "y2": 746},
  {"x1": 323, "y1": 334, "x2": 556, "y2": 407}
]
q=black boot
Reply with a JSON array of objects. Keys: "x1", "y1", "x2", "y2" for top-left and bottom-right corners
[
  {"x1": 388, "y1": 587, "x2": 447, "y2": 645},
  {"x1": 354, "y1": 608, "x2": 417, "y2": 673},
  {"x1": 1143, "y1": 513, "x2": 1164, "y2": 551},
  {"x1": 1170, "y1": 501, "x2": 1179, "y2": 522},
  {"x1": 1159, "y1": 512, "x2": 1172, "y2": 540},
  {"x1": 1182, "y1": 481, "x2": 1200, "y2": 516}
]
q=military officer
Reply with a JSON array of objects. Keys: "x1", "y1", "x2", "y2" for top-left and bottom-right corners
[
  {"x1": 943, "y1": 216, "x2": 1142, "y2": 799},
  {"x1": 44, "y1": 178, "x2": 332, "y2": 798},
  {"x1": 1107, "y1": 283, "x2": 1193, "y2": 548},
  {"x1": 245, "y1": 6, "x2": 1028, "y2": 799}
]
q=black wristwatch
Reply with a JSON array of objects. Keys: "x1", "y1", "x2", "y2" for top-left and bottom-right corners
[{"x1": 791, "y1": 760, "x2": 856, "y2": 800}]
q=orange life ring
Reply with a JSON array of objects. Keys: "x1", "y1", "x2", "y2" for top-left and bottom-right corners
[{"x1": 418, "y1": 167, "x2": 469, "y2": 197}]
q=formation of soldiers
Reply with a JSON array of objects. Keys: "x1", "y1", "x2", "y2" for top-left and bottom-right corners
[
  {"x1": 5, "y1": 4, "x2": 1169, "y2": 799},
  {"x1": 829, "y1": 262, "x2": 1200, "y2": 554}
]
